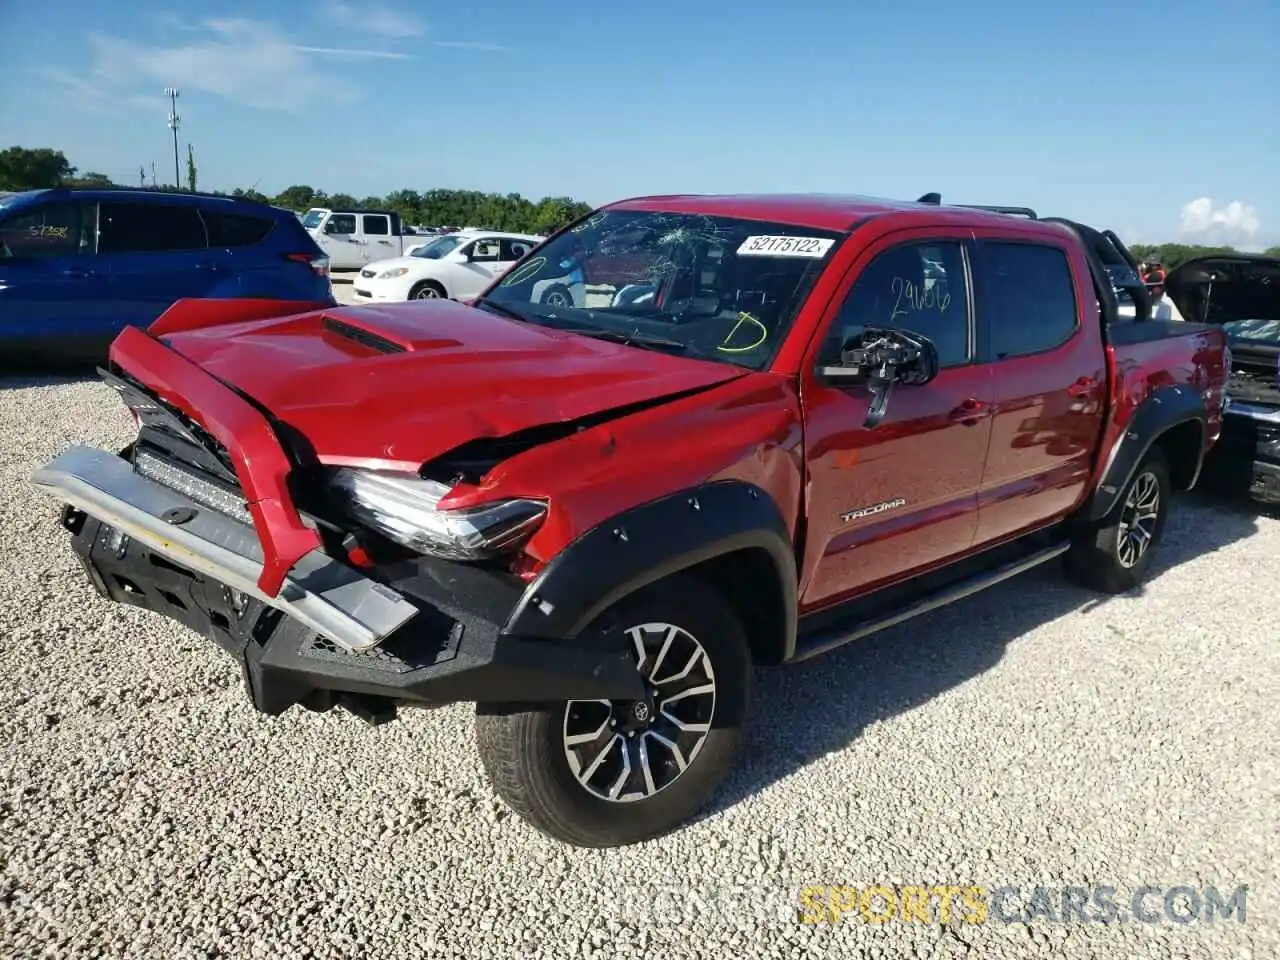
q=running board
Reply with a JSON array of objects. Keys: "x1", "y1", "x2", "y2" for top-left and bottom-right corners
[{"x1": 790, "y1": 541, "x2": 1071, "y2": 663}]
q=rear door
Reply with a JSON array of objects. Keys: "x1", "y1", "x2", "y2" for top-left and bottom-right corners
[
  {"x1": 201, "y1": 207, "x2": 286, "y2": 297},
  {"x1": 0, "y1": 199, "x2": 110, "y2": 359},
  {"x1": 361, "y1": 214, "x2": 396, "y2": 265},
  {"x1": 799, "y1": 231, "x2": 996, "y2": 607},
  {"x1": 969, "y1": 238, "x2": 1106, "y2": 544},
  {"x1": 97, "y1": 199, "x2": 212, "y2": 333}
]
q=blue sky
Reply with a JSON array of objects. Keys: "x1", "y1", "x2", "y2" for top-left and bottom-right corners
[{"x1": 2, "y1": 0, "x2": 1276, "y2": 248}]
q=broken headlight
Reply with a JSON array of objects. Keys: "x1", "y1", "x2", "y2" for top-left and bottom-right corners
[{"x1": 328, "y1": 468, "x2": 546, "y2": 561}]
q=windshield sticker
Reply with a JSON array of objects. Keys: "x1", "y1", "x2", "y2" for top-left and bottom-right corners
[
  {"x1": 500, "y1": 255, "x2": 547, "y2": 286},
  {"x1": 737, "y1": 235, "x2": 834, "y2": 259},
  {"x1": 717, "y1": 312, "x2": 769, "y2": 353}
]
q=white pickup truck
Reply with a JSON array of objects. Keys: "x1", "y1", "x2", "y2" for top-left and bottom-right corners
[{"x1": 300, "y1": 207, "x2": 424, "y2": 272}]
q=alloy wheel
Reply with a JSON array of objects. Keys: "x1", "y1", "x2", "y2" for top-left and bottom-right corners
[
  {"x1": 415, "y1": 286, "x2": 441, "y2": 299},
  {"x1": 1117, "y1": 470, "x2": 1161, "y2": 568},
  {"x1": 562, "y1": 622, "x2": 716, "y2": 803}
]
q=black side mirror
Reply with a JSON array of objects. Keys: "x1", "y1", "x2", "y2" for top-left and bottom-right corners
[{"x1": 818, "y1": 327, "x2": 940, "y2": 428}]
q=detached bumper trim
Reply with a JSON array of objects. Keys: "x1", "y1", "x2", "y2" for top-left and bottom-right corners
[{"x1": 31, "y1": 445, "x2": 418, "y2": 652}]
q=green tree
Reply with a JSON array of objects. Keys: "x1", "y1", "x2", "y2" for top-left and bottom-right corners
[
  {"x1": 66, "y1": 172, "x2": 114, "y2": 187},
  {"x1": 273, "y1": 184, "x2": 319, "y2": 210},
  {"x1": 0, "y1": 146, "x2": 76, "y2": 190},
  {"x1": 187, "y1": 144, "x2": 198, "y2": 192},
  {"x1": 1263, "y1": 246, "x2": 1280, "y2": 260},
  {"x1": 231, "y1": 187, "x2": 270, "y2": 203}
]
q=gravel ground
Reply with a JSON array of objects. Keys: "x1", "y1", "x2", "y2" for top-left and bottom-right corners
[{"x1": 1, "y1": 374, "x2": 1278, "y2": 960}]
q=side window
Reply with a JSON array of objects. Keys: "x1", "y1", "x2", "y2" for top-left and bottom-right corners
[
  {"x1": 471, "y1": 239, "x2": 502, "y2": 262},
  {"x1": 324, "y1": 214, "x2": 356, "y2": 235},
  {"x1": 978, "y1": 242, "x2": 1078, "y2": 358},
  {"x1": 202, "y1": 211, "x2": 274, "y2": 248},
  {"x1": 822, "y1": 240, "x2": 970, "y2": 367},
  {"x1": 0, "y1": 203, "x2": 90, "y2": 259},
  {"x1": 98, "y1": 202, "x2": 207, "y2": 253},
  {"x1": 362, "y1": 215, "x2": 389, "y2": 236},
  {"x1": 502, "y1": 239, "x2": 532, "y2": 261}
]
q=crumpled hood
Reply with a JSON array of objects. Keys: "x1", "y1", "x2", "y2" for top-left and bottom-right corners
[
  {"x1": 1165, "y1": 254, "x2": 1280, "y2": 326},
  {"x1": 160, "y1": 299, "x2": 745, "y2": 470}
]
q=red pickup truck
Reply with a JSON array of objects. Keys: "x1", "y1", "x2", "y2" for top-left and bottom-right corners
[{"x1": 33, "y1": 192, "x2": 1228, "y2": 848}]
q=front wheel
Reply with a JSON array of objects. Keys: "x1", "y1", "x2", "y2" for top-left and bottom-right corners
[
  {"x1": 475, "y1": 574, "x2": 751, "y2": 847},
  {"x1": 1065, "y1": 447, "x2": 1171, "y2": 593},
  {"x1": 409, "y1": 280, "x2": 446, "y2": 300}
]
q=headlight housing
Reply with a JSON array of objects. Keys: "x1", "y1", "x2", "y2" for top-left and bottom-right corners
[
  {"x1": 329, "y1": 468, "x2": 546, "y2": 561},
  {"x1": 376, "y1": 267, "x2": 410, "y2": 279}
]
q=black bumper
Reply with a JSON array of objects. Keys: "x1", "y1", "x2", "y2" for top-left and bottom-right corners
[
  {"x1": 1202, "y1": 410, "x2": 1280, "y2": 505},
  {"x1": 63, "y1": 508, "x2": 646, "y2": 719}
]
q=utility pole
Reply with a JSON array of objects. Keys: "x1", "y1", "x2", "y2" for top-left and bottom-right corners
[
  {"x1": 151, "y1": 162, "x2": 157, "y2": 187},
  {"x1": 164, "y1": 87, "x2": 181, "y2": 188},
  {"x1": 139, "y1": 165, "x2": 146, "y2": 187}
]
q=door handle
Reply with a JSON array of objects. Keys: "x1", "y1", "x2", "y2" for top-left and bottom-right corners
[
  {"x1": 1066, "y1": 377, "x2": 1098, "y2": 397},
  {"x1": 947, "y1": 397, "x2": 989, "y2": 425},
  {"x1": 62, "y1": 266, "x2": 94, "y2": 278}
]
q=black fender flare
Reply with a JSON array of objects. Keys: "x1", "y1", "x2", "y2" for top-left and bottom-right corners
[
  {"x1": 503, "y1": 480, "x2": 799, "y2": 655},
  {"x1": 1086, "y1": 383, "x2": 1207, "y2": 521}
]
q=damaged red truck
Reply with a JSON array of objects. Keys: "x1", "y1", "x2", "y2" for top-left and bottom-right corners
[{"x1": 33, "y1": 193, "x2": 1228, "y2": 847}]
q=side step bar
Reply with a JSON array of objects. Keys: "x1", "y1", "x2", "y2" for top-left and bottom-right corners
[{"x1": 790, "y1": 541, "x2": 1071, "y2": 663}]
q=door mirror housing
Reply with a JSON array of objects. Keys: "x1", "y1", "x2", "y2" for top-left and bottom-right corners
[{"x1": 818, "y1": 327, "x2": 940, "y2": 428}]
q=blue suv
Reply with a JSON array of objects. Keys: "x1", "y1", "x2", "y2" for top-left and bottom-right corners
[{"x1": 0, "y1": 188, "x2": 335, "y2": 363}]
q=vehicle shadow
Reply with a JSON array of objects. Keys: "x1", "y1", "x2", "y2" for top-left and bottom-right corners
[
  {"x1": 698, "y1": 491, "x2": 1262, "y2": 822},
  {"x1": 0, "y1": 364, "x2": 100, "y2": 391}
]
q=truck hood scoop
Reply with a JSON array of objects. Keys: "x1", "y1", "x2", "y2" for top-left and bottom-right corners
[{"x1": 161, "y1": 299, "x2": 745, "y2": 470}]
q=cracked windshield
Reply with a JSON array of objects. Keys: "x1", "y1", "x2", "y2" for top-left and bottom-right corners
[{"x1": 480, "y1": 210, "x2": 842, "y2": 368}]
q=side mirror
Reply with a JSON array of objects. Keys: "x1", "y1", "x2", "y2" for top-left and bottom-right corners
[{"x1": 818, "y1": 327, "x2": 940, "y2": 428}]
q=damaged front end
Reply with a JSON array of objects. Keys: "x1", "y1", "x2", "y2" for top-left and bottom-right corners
[
  {"x1": 30, "y1": 327, "x2": 647, "y2": 724},
  {"x1": 1167, "y1": 254, "x2": 1280, "y2": 503}
]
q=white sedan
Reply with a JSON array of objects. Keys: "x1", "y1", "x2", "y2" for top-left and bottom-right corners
[{"x1": 352, "y1": 230, "x2": 544, "y2": 303}]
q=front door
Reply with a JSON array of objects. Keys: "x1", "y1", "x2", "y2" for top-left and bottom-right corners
[
  {"x1": 799, "y1": 233, "x2": 996, "y2": 609},
  {"x1": 969, "y1": 238, "x2": 1107, "y2": 543},
  {"x1": 455, "y1": 237, "x2": 506, "y2": 299},
  {"x1": 320, "y1": 213, "x2": 362, "y2": 269}
]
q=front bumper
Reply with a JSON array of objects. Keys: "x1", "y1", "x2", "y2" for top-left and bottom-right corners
[
  {"x1": 1202, "y1": 404, "x2": 1280, "y2": 504},
  {"x1": 33, "y1": 446, "x2": 646, "y2": 717}
]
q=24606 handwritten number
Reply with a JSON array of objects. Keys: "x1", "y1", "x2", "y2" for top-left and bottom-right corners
[{"x1": 890, "y1": 276, "x2": 950, "y2": 321}]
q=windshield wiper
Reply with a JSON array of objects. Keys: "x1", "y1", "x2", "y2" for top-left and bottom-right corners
[
  {"x1": 572, "y1": 327, "x2": 689, "y2": 353},
  {"x1": 473, "y1": 298, "x2": 531, "y2": 324}
]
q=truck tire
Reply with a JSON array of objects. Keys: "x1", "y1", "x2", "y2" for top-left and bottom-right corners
[
  {"x1": 409, "y1": 280, "x2": 446, "y2": 300},
  {"x1": 475, "y1": 573, "x2": 751, "y2": 847},
  {"x1": 1065, "y1": 447, "x2": 1171, "y2": 594}
]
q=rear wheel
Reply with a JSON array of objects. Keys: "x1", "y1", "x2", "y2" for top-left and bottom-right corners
[
  {"x1": 475, "y1": 574, "x2": 751, "y2": 847},
  {"x1": 1066, "y1": 447, "x2": 1171, "y2": 593},
  {"x1": 409, "y1": 280, "x2": 446, "y2": 300}
]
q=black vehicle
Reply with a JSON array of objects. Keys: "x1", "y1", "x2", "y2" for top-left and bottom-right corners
[{"x1": 1165, "y1": 254, "x2": 1280, "y2": 504}]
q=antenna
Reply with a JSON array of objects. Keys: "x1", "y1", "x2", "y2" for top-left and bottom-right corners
[{"x1": 164, "y1": 87, "x2": 182, "y2": 188}]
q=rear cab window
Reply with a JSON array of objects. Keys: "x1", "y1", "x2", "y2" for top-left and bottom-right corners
[
  {"x1": 975, "y1": 242, "x2": 1079, "y2": 358},
  {"x1": 362, "y1": 215, "x2": 390, "y2": 236}
]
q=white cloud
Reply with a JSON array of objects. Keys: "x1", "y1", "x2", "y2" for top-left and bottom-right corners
[
  {"x1": 322, "y1": 0, "x2": 426, "y2": 39},
  {"x1": 43, "y1": 18, "x2": 418, "y2": 114},
  {"x1": 1178, "y1": 197, "x2": 1261, "y2": 245}
]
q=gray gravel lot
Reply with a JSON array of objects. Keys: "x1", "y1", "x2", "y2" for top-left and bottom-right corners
[{"x1": 1, "y1": 374, "x2": 1277, "y2": 960}]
